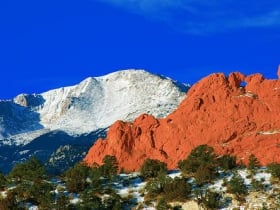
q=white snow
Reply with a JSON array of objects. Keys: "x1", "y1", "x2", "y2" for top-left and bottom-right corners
[
  {"x1": 70, "y1": 197, "x2": 80, "y2": 204},
  {"x1": 3, "y1": 129, "x2": 50, "y2": 146},
  {"x1": 19, "y1": 150, "x2": 30, "y2": 155},
  {"x1": 237, "y1": 169, "x2": 251, "y2": 185},
  {"x1": 1, "y1": 69, "x2": 188, "y2": 145},
  {"x1": 167, "y1": 170, "x2": 182, "y2": 179},
  {"x1": 211, "y1": 179, "x2": 227, "y2": 192},
  {"x1": 28, "y1": 206, "x2": 38, "y2": 210},
  {"x1": 254, "y1": 171, "x2": 271, "y2": 183},
  {"x1": 0, "y1": 191, "x2": 6, "y2": 198},
  {"x1": 38, "y1": 70, "x2": 188, "y2": 135}
]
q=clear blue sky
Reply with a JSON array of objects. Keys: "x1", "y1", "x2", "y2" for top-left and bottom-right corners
[{"x1": 1, "y1": 0, "x2": 280, "y2": 99}]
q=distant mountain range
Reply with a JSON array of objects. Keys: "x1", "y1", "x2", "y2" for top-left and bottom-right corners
[{"x1": 0, "y1": 69, "x2": 189, "y2": 173}]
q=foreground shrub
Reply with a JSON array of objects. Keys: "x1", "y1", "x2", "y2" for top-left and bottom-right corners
[
  {"x1": 146, "y1": 175, "x2": 191, "y2": 202},
  {"x1": 178, "y1": 145, "x2": 217, "y2": 174},
  {"x1": 101, "y1": 155, "x2": 118, "y2": 180},
  {"x1": 0, "y1": 171, "x2": 6, "y2": 190},
  {"x1": 156, "y1": 198, "x2": 171, "y2": 210},
  {"x1": 163, "y1": 177, "x2": 191, "y2": 201},
  {"x1": 9, "y1": 156, "x2": 47, "y2": 183},
  {"x1": 201, "y1": 190, "x2": 223, "y2": 209},
  {"x1": 178, "y1": 145, "x2": 217, "y2": 184},
  {"x1": 140, "y1": 159, "x2": 167, "y2": 180},
  {"x1": 227, "y1": 173, "x2": 247, "y2": 201},
  {"x1": 217, "y1": 154, "x2": 237, "y2": 170},
  {"x1": 65, "y1": 163, "x2": 89, "y2": 193},
  {"x1": 267, "y1": 163, "x2": 280, "y2": 179},
  {"x1": 248, "y1": 154, "x2": 260, "y2": 174}
]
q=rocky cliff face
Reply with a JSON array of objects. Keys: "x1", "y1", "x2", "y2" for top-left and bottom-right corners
[{"x1": 84, "y1": 70, "x2": 280, "y2": 171}]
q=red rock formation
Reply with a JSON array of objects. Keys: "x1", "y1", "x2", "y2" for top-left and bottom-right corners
[{"x1": 84, "y1": 71, "x2": 280, "y2": 171}]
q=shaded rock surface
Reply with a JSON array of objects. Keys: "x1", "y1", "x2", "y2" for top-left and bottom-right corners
[{"x1": 84, "y1": 71, "x2": 280, "y2": 171}]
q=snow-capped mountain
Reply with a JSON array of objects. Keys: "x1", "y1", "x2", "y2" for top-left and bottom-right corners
[{"x1": 0, "y1": 69, "x2": 189, "y2": 173}]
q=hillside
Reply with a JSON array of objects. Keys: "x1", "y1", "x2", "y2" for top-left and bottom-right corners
[
  {"x1": 84, "y1": 69, "x2": 280, "y2": 171},
  {"x1": 0, "y1": 69, "x2": 188, "y2": 173}
]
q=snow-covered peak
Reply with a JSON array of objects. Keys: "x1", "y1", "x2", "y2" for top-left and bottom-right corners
[
  {"x1": 37, "y1": 69, "x2": 189, "y2": 134},
  {"x1": 1, "y1": 69, "x2": 189, "y2": 140}
]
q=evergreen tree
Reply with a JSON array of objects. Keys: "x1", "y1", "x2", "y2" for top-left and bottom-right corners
[
  {"x1": 248, "y1": 154, "x2": 260, "y2": 173},
  {"x1": 156, "y1": 198, "x2": 171, "y2": 210},
  {"x1": 55, "y1": 193, "x2": 69, "y2": 210},
  {"x1": 163, "y1": 177, "x2": 191, "y2": 201},
  {"x1": 217, "y1": 154, "x2": 237, "y2": 170},
  {"x1": 80, "y1": 189, "x2": 102, "y2": 209},
  {"x1": 267, "y1": 163, "x2": 280, "y2": 178},
  {"x1": 0, "y1": 171, "x2": 6, "y2": 190},
  {"x1": 65, "y1": 163, "x2": 89, "y2": 193},
  {"x1": 89, "y1": 163, "x2": 102, "y2": 192},
  {"x1": 178, "y1": 144, "x2": 217, "y2": 174},
  {"x1": 145, "y1": 176, "x2": 166, "y2": 198},
  {"x1": 201, "y1": 190, "x2": 222, "y2": 209},
  {"x1": 8, "y1": 156, "x2": 47, "y2": 183},
  {"x1": 140, "y1": 158, "x2": 167, "y2": 180},
  {"x1": 103, "y1": 191, "x2": 122, "y2": 210},
  {"x1": 178, "y1": 145, "x2": 217, "y2": 184},
  {"x1": 195, "y1": 165, "x2": 216, "y2": 185},
  {"x1": 101, "y1": 155, "x2": 118, "y2": 180},
  {"x1": 227, "y1": 173, "x2": 247, "y2": 201}
]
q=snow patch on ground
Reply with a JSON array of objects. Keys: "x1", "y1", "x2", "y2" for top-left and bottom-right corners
[
  {"x1": 0, "y1": 191, "x2": 6, "y2": 198},
  {"x1": 167, "y1": 170, "x2": 182, "y2": 179}
]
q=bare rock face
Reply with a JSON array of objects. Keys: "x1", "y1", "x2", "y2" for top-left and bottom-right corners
[
  {"x1": 13, "y1": 94, "x2": 45, "y2": 108},
  {"x1": 84, "y1": 71, "x2": 280, "y2": 171},
  {"x1": 14, "y1": 94, "x2": 28, "y2": 107}
]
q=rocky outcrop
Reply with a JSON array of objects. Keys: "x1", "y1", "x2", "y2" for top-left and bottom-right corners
[
  {"x1": 84, "y1": 70, "x2": 280, "y2": 171},
  {"x1": 13, "y1": 94, "x2": 44, "y2": 108}
]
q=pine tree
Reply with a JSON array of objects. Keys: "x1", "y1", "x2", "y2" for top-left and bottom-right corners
[
  {"x1": 8, "y1": 156, "x2": 47, "y2": 183},
  {"x1": 227, "y1": 173, "x2": 247, "y2": 201},
  {"x1": 248, "y1": 154, "x2": 260, "y2": 174},
  {"x1": 65, "y1": 163, "x2": 89, "y2": 193},
  {"x1": 156, "y1": 198, "x2": 171, "y2": 210},
  {"x1": 101, "y1": 155, "x2": 118, "y2": 180},
  {"x1": 0, "y1": 171, "x2": 6, "y2": 190},
  {"x1": 178, "y1": 144, "x2": 217, "y2": 174},
  {"x1": 140, "y1": 158, "x2": 167, "y2": 180}
]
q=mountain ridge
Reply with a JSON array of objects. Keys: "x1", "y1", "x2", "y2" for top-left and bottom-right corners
[
  {"x1": 0, "y1": 69, "x2": 189, "y2": 173},
  {"x1": 3, "y1": 69, "x2": 189, "y2": 139}
]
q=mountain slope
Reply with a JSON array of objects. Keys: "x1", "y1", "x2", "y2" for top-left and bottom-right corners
[
  {"x1": 0, "y1": 69, "x2": 189, "y2": 172},
  {"x1": 37, "y1": 70, "x2": 189, "y2": 134},
  {"x1": 3, "y1": 69, "x2": 189, "y2": 140},
  {"x1": 84, "y1": 69, "x2": 280, "y2": 171}
]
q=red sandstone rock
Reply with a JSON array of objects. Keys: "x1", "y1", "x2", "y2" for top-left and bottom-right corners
[{"x1": 84, "y1": 70, "x2": 280, "y2": 171}]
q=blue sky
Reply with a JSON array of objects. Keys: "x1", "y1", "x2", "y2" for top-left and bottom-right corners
[{"x1": 0, "y1": 0, "x2": 280, "y2": 99}]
